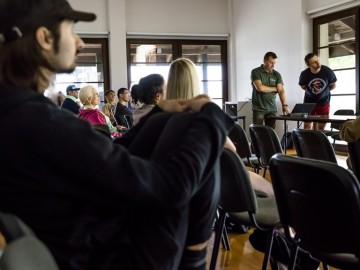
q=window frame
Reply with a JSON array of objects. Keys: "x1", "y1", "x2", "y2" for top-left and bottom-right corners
[
  {"x1": 313, "y1": 7, "x2": 360, "y2": 113},
  {"x1": 126, "y1": 39, "x2": 228, "y2": 104}
]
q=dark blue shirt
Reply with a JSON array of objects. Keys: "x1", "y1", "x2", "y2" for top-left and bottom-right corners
[{"x1": 298, "y1": 65, "x2": 337, "y2": 105}]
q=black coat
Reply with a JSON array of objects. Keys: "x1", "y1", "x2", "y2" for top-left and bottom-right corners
[{"x1": 0, "y1": 85, "x2": 233, "y2": 270}]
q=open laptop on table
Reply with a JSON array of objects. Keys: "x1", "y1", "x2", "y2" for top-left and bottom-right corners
[{"x1": 286, "y1": 103, "x2": 316, "y2": 117}]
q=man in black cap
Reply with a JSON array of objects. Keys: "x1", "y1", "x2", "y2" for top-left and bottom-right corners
[
  {"x1": 61, "y1": 84, "x2": 81, "y2": 114},
  {"x1": 0, "y1": 0, "x2": 233, "y2": 270}
]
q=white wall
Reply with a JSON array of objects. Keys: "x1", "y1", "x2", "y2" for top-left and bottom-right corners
[{"x1": 125, "y1": 0, "x2": 229, "y2": 35}]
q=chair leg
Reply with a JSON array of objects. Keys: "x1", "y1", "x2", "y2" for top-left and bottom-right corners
[
  {"x1": 261, "y1": 228, "x2": 275, "y2": 270},
  {"x1": 221, "y1": 224, "x2": 231, "y2": 251},
  {"x1": 209, "y1": 208, "x2": 227, "y2": 270},
  {"x1": 288, "y1": 245, "x2": 299, "y2": 270},
  {"x1": 262, "y1": 167, "x2": 267, "y2": 178},
  {"x1": 322, "y1": 262, "x2": 329, "y2": 270}
]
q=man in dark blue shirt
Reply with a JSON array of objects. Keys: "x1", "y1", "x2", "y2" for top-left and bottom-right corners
[
  {"x1": 61, "y1": 84, "x2": 81, "y2": 114},
  {"x1": 299, "y1": 53, "x2": 337, "y2": 130}
]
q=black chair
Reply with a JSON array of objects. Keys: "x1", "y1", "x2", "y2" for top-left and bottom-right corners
[
  {"x1": 0, "y1": 212, "x2": 60, "y2": 270},
  {"x1": 249, "y1": 124, "x2": 283, "y2": 177},
  {"x1": 348, "y1": 139, "x2": 360, "y2": 179},
  {"x1": 322, "y1": 109, "x2": 354, "y2": 146},
  {"x1": 228, "y1": 123, "x2": 260, "y2": 173},
  {"x1": 292, "y1": 128, "x2": 337, "y2": 163},
  {"x1": 209, "y1": 148, "x2": 280, "y2": 270},
  {"x1": 270, "y1": 154, "x2": 360, "y2": 270}
]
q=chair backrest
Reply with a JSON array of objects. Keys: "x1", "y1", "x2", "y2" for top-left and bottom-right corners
[
  {"x1": 0, "y1": 212, "x2": 59, "y2": 270},
  {"x1": 249, "y1": 124, "x2": 282, "y2": 167},
  {"x1": 270, "y1": 154, "x2": 360, "y2": 258},
  {"x1": 219, "y1": 148, "x2": 257, "y2": 214},
  {"x1": 331, "y1": 109, "x2": 355, "y2": 130},
  {"x1": 292, "y1": 128, "x2": 337, "y2": 163},
  {"x1": 348, "y1": 140, "x2": 360, "y2": 180},
  {"x1": 228, "y1": 124, "x2": 253, "y2": 159}
]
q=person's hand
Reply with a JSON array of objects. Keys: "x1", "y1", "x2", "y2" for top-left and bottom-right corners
[
  {"x1": 283, "y1": 107, "x2": 290, "y2": 115},
  {"x1": 158, "y1": 95, "x2": 212, "y2": 113},
  {"x1": 224, "y1": 136, "x2": 237, "y2": 153},
  {"x1": 184, "y1": 95, "x2": 212, "y2": 112},
  {"x1": 116, "y1": 125, "x2": 126, "y2": 131}
]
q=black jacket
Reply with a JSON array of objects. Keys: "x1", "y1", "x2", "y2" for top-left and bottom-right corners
[{"x1": 0, "y1": 85, "x2": 233, "y2": 270}]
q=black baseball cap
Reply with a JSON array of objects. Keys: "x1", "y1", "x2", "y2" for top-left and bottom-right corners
[
  {"x1": 0, "y1": 0, "x2": 96, "y2": 44},
  {"x1": 66, "y1": 85, "x2": 80, "y2": 94}
]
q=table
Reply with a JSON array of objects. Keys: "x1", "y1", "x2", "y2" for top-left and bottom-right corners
[{"x1": 268, "y1": 114, "x2": 357, "y2": 154}]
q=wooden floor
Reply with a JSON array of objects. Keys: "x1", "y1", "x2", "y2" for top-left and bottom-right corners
[{"x1": 205, "y1": 149, "x2": 347, "y2": 270}]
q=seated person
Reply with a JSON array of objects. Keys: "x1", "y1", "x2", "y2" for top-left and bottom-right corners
[
  {"x1": 101, "y1": 89, "x2": 117, "y2": 125},
  {"x1": 166, "y1": 58, "x2": 274, "y2": 197},
  {"x1": 340, "y1": 116, "x2": 360, "y2": 142},
  {"x1": 131, "y1": 74, "x2": 165, "y2": 125},
  {"x1": 340, "y1": 116, "x2": 360, "y2": 169},
  {"x1": 78, "y1": 85, "x2": 122, "y2": 137},
  {"x1": 0, "y1": 1, "x2": 234, "y2": 269},
  {"x1": 61, "y1": 84, "x2": 81, "y2": 114},
  {"x1": 114, "y1": 87, "x2": 134, "y2": 129}
]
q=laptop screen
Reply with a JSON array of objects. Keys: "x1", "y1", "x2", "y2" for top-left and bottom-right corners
[{"x1": 291, "y1": 103, "x2": 316, "y2": 114}]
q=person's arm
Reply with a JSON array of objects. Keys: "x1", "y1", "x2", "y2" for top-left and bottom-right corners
[
  {"x1": 329, "y1": 82, "x2": 336, "y2": 90},
  {"x1": 277, "y1": 84, "x2": 290, "y2": 114},
  {"x1": 340, "y1": 117, "x2": 360, "y2": 142},
  {"x1": 252, "y1": 80, "x2": 278, "y2": 93},
  {"x1": 102, "y1": 104, "x2": 111, "y2": 118}
]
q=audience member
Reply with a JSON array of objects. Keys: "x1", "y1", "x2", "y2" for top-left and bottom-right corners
[
  {"x1": 167, "y1": 57, "x2": 274, "y2": 197},
  {"x1": 0, "y1": 1, "x2": 233, "y2": 269},
  {"x1": 101, "y1": 89, "x2": 117, "y2": 125},
  {"x1": 78, "y1": 85, "x2": 122, "y2": 137},
  {"x1": 251, "y1": 52, "x2": 290, "y2": 128},
  {"x1": 166, "y1": 58, "x2": 200, "y2": 99},
  {"x1": 299, "y1": 52, "x2": 337, "y2": 130},
  {"x1": 340, "y1": 117, "x2": 360, "y2": 142},
  {"x1": 57, "y1": 91, "x2": 65, "y2": 107},
  {"x1": 61, "y1": 84, "x2": 81, "y2": 114},
  {"x1": 114, "y1": 87, "x2": 134, "y2": 129},
  {"x1": 340, "y1": 118, "x2": 360, "y2": 169},
  {"x1": 131, "y1": 74, "x2": 165, "y2": 125}
]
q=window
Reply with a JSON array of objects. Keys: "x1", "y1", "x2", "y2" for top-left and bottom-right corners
[
  {"x1": 313, "y1": 8, "x2": 359, "y2": 115},
  {"x1": 127, "y1": 39, "x2": 228, "y2": 107},
  {"x1": 46, "y1": 38, "x2": 110, "y2": 107}
]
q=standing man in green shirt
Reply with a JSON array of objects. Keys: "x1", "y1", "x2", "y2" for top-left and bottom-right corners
[{"x1": 251, "y1": 52, "x2": 290, "y2": 128}]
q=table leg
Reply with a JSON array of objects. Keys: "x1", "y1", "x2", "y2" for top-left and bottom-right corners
[{"x1": 284, "y1": 119, "x2": 287, "y2": 154}]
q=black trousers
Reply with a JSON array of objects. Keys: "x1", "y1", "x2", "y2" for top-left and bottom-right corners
[{"x1": 117, "y1": 112, "x2": 220, "y2": 270}]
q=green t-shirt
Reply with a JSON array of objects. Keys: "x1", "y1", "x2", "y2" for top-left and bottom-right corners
[{"x1": 251, "y1": 65, "x2": 283, "y2": 112}]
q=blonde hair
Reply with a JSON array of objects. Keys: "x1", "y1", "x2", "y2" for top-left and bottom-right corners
[
  {"x1": 79, "y1": 85, "x2": 97, "y2": 105},
  {"x1": 166, "y1": 58, "x2": 200, "y2": 99}
]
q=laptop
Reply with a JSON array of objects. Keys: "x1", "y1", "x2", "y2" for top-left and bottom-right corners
[{"x1": 287, "y1": 103, "x2": 316, "y2": 117}]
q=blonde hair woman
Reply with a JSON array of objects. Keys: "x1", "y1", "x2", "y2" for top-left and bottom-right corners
[
  {"x1": 166, "y1": 58, "x2": 274, "y2": 197},
  {"x1": 78, "y1": 85, "x2": 121, "y2": 137},
  {"x1": 166, "y1": 58, "x2": 200, "y2": 100}
]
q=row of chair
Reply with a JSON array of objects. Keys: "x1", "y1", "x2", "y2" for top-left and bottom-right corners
[{"x1": 211, "y1": 123, "x2": 360, "y2": 270}]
